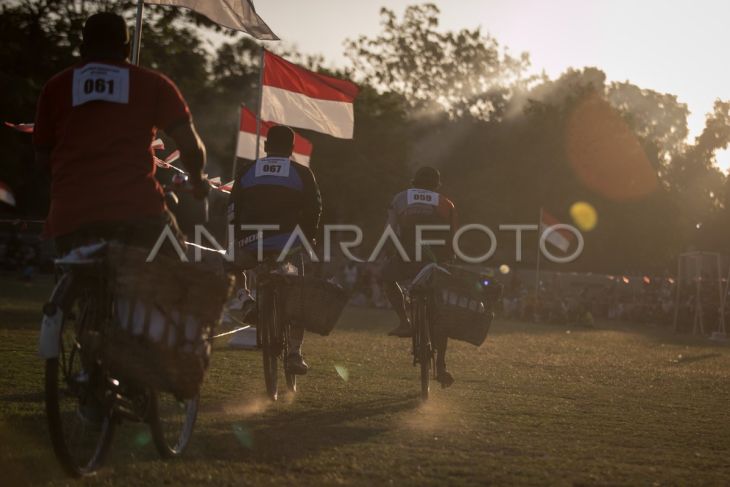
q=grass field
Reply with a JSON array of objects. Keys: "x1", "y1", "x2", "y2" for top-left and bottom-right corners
[{"x1": 1, "y1": 275, "x2": 730, "y2": 486}]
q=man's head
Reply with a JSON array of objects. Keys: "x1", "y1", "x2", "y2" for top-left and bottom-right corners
[
  {"x1": 411, "y1": 166, "x2": 441, "y2": 191},
  {"x1": 80, "y1": 12, "x2": 130, "y2": 61},
  {"x1": 264, "y1": 125, "x2": 295, "y2": 157}
]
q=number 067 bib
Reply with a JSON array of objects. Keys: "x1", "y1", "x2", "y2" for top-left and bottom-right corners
[{"x1": 72, "y1": 63, "x2": 130, "y2": 107}]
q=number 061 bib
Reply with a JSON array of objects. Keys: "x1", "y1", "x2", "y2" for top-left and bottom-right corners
[{"x1": 72, "y1": 63, "x2": 130, "y2": 107}]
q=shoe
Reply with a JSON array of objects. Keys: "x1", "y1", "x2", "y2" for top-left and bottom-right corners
[
  {"x1": 228, "y1": 288, "x2": 254, "y2": 311},
  {"x1": 286, "y1": 353, "x2": 309, "y2": 375},
  {"x1": 388, "y1": 321, "x2": 412, "y2": 337},
  {"x1": 436, "y1": 367, "x2": 455, "y2": 388}
]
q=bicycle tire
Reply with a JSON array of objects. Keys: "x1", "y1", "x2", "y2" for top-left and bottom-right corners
[
  {"x1": 45, "y1": 296, "x2": 115, "y2": 477},
  {"x1": 418, "y1": 295, "x2": 432, "y2": 400},
  {"x1": 260, "y1": 285, "x2": 279, "y2": 401},
  {"x1": 283, "y1": 312, "x2": 297, "y2": 394},
  {"x1": 149, "y1": 391, "x2": 199, "y2": 458}
]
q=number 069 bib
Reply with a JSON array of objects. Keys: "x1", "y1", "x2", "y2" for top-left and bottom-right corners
[{"x1": 72, "y1": 63, "x2": 130, "y2": 107}]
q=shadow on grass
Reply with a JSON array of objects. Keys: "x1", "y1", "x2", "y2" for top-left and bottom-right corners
[
  {"x1": 192, "y1": 394, "x2": 421, "y2": 464},
  {"x1": 0, "y1": 413, "x2": 65, "y2": 485}
]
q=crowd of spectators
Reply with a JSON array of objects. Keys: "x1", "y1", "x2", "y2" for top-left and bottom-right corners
[
  {"x1": 0, "y1": 230, "x2": 44, "y2": 280},
  {"x1": 332, "y1": 262, "x2": 727, "y2": 335}
]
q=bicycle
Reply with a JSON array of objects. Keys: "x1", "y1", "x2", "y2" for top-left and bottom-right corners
[
  {"x1": 41, "y1": 248, "x2": 199, "y2": 477},
  {"x1": 42, "y1": 178, "x2": 213, "y2": 477},
  {"x1": 406, "y1": 263, "x2": 503, "y2": 401},
  {"x1": 255, "y1": 257, "x2": 301, "y2": 401},
  {"x1": 410, "y1": 283, "x2": 436, "y2": 400}
]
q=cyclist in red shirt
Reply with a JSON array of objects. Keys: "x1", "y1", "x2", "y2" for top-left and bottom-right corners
[{"x1": 33, "y1": 12, "x2": 207, "y2": 252}]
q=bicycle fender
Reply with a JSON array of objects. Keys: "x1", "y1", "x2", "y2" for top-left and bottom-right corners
[
  {"x1": 38, "y1": 308, "x2": 63, "y2": 359},
  {"x1": 38, "y1": 273, "x2": 72, "y2": 359}
]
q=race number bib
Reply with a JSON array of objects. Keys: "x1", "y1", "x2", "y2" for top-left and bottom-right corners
[
  {"x1": 72, "y1": 63, "x2": 130, "y2": 107},
  {"x1": 255, "y1": 157, "x2": 290, "y2": 178},
  {"x1": 407, "y1": 189, "x2": 439, "y2": 206}
]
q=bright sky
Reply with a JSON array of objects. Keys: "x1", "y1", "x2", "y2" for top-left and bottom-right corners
[{"x1": 254, "y1": 0, "x2": 730, "y2": 170}]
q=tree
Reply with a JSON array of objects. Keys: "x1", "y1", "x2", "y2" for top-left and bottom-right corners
[{"x1": 346, "y1": 3, "x2": 530, "y2": 120}]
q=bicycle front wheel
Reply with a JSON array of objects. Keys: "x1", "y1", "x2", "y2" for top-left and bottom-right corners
[
  {"x1": 45, "y1": 298, "x2": 115, "y2": 477},
  {"x1": 149, "y1": 391, "x2": 199, "y2": 458}
]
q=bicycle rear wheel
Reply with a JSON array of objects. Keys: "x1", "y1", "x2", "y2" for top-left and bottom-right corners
[
  {"x1": 283, "y1": 322, "x2": 297, "y2": 394},
  {"x1": 416, "y1": 295, "x2": 432, "y2": 400},
  {"x1": 149, "y1": 391, "x2": 199, "y2": 458},
  {"x1": 259, "y1": 285, "x2": 279, "y2": 401},
  {"x1": 45, "y1": 296, "x2": 115, "y2": 477}
]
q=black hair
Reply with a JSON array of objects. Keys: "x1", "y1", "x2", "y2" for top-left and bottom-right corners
[
  {"x1": 412, "y1": 166, "x2": 441, "y2": 191},
  {"x1": 264, "y1": 125, "x2": 295, "y2": 156},
  {"x1": 80, "y1": 12, "x2": 130, "y2": 61}
]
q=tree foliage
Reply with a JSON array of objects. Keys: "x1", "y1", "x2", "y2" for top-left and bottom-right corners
[{"x1": 346, "y1": 3, "x2": 530, "y2": 120}]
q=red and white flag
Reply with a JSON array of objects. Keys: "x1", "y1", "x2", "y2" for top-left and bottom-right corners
[
  {"x1": 261, "y1": 51, "x2": 359, "y2": 139},
  {"x1": 540, "y1": 209, "x2": 574, "y2": 253},
  {"x1": 0, "y1": 181, "x2": 16, "y2": 207},
  {"x1": 237, "y1": 106, "x2": 313, "y2": 166},
  {"x1": 4, "y1": 122, "x2": 34, "y2": 134}
]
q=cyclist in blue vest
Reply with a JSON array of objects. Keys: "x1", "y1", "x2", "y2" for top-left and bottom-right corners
[{"x1": 229, "y1": 125, "x2": 322, "y2": 374}]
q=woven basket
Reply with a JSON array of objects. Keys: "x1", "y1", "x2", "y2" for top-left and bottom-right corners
[
  {"x1": 283, "y1": 276, "x2": 348, "y2": 336},
  {"x1": 103, "y1": 244, "x2": 233, "y2": 398},
  {"x1": 430, "y1": 266, "x2": 501, "y2": 347}
]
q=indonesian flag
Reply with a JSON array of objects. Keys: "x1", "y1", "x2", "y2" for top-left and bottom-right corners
[
  {"x1": 4, "y1": 122, "x2": 34, "y2": 134},
  {"x1": 0, "y1": 181, "x2": 16, "y2": 207},
  {"x1": 540, "y1": 209, "x2": 574, "y2": 253},
  {"x1": 261, "y1": 50, "x2": 359, "y2": 139},
  {"x1": 145, "y1": 0, "x2": 278, "y2": 40},
  {"x1": 237, "y1": 106, "x2": 313, "y2": 166}
]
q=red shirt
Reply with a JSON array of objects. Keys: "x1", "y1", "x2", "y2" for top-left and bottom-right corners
[{"x1": 33, "y1": 60, "x2": 191, "y2": 238}]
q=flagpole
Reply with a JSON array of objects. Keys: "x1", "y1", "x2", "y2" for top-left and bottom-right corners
[
  {"x1": 254, "y1": 47, "x2": 266, "y2": 162},
  {"x1": 131, "y1": 0, "x2": 144, "y2": 65},
  {"x1": 535, "y1": 207, "x2": 543, "y2": 322},
  {"x1": 231, "y1": 104, "x2": 244, "y2": 180}
]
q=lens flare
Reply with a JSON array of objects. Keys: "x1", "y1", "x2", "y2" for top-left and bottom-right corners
[
  {"x1": 499, "y1": 264, "x2": 510, "y2": 274},
  {"x1": 570, "y1": 201, "x2": 598, "y2": 231},
  {"x1": 334, "y1": 365, "x2": 349, "y2": 382},
  {"x1": 232, "y1": 423, "x2": 253, "y2": 449},
  {"x1": 134, "y1": 430, "x2": 151, "y2": 448}
]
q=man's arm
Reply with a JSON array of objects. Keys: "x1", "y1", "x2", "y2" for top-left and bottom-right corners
[
  {"x1": 300, "y1": 167, "x2": 322, "y2": 242},
  {"x1": 155, "y1": 74, "x2": 207, "y2": 198}
]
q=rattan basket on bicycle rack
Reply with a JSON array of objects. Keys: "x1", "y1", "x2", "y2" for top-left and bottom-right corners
[
  {"x1": 282, "y1": 276, "x2": 348, "y2": 336},
  {"x1": 430, "y1": 266, "x2": 502, "y2": 347},
  {"x1": 103, "y1": 244, "x2": 233, "y2": 399}
]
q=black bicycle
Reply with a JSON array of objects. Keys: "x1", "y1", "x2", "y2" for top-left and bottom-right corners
[
  {"x1": 410, "y1": 284, "x2": 436, "y2": 400},
  {"x1": 42, "y1": 252, "x2": 199, "y2": 477},
  {"x1": 408, "y1": 263, "x2": 503, "y2": 400},
  {"x1": 255, "y1": 258, "x2": 300, "y2": 401}
]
